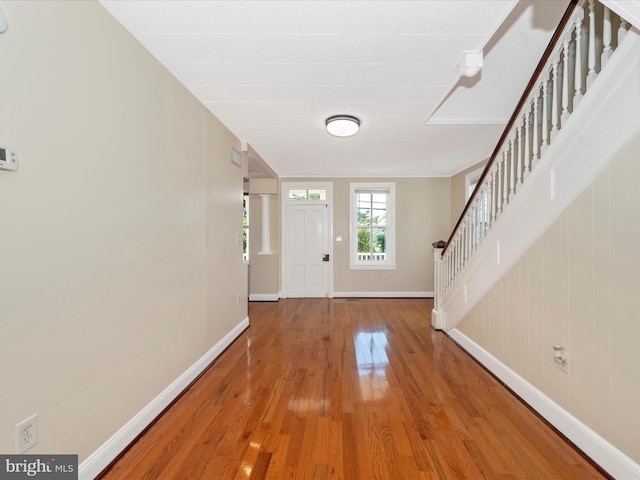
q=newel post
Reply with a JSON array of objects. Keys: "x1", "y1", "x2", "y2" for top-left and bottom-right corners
[{"x1": 431, "y1": 240, "x2": 447, "y2": 330}]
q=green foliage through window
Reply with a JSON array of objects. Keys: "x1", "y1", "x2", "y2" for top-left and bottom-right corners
[
  {"x1": 288, "y1": 189, "x2": 326, "y2": 201},
  {"x1": 356, "y1": 191, "x2": 387, "y2": 259},
  {"x1": 242, "y1": 195, "x2": 249, "y2": 259}
]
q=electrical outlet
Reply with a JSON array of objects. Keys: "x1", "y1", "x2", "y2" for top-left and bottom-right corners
[
  {"x1": 17, "y1": 414, "x2": 38, "y2": 453},
  {"x1": 236, "y1": 294, "x2": 241, "y2": 305},
  {"x1": 558, "y1": 352, "x2": 569, "y2": 373}
]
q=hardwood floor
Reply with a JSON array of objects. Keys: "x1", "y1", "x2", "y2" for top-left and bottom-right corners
[{"x1": 101, "y1": 298, "x2": 607, "y2": 479}]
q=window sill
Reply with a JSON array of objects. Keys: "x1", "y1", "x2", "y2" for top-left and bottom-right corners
[{"x1": 349, "y1": 263, "x2": 396, "y2": 271}]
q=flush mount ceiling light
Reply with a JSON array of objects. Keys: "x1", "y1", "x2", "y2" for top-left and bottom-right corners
[
  {"x1": 460, "y1": 50, "x2": 483, "y2": 77},
  {"x1": 326, "y1": 115, "x2": 360, "y2": 137}
]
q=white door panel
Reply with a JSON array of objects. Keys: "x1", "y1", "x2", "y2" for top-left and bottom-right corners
[{"x1": 286, "y1": 204, "x2": 328, "y2": 297}]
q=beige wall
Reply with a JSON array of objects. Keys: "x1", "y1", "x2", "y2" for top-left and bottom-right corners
[
  {"x1": 450, "y1": 159, "x2": 488, "y2": 230},
  {"x1": 458, "y1": 131, "x2": 640, "y2": 462},
  {"x1": 0, "y1": 1, "x2": 247, "y2": 460},
  {"x1": 248, "y1": 184, "x2": 281, "y2": 297},
  {"x1": 283, "y1": 177, "x2": 451, "y2": 295}
]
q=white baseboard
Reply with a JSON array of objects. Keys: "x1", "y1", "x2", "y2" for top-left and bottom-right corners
[
  {"x1": 78, "y1": 317, "x2": 250, "y2": 480},
  {"x1": 249, "y1": 293, "x2": 280, "y2": 301},
  {"x1": 333, "y1": 291, "x2": 433, "y2": 298},
  {"x1": 447, "y1": 328, "x2": 640, "y2": 480}
]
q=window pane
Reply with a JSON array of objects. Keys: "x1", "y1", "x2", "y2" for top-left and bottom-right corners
[
  {"x1": 357, "y1": 194, "x2": 386, "y2": 251},
  {"x1": 468, "y1": 180, "x2": 478, "y2": 198},
  {"x1": 357, "y1": 207, "x2": 371, "y2": 226},
  {"x1": 356, "y1": 193, "x2": 370, "y2": 207},
  {"x1": 357, "y1": 192, "x2": 372, "y2": 226},
  {"x1": 243, "y1": 227, "x2": 249, "y2": 259},
  {"x1": 243, "y1": 196, "x2": 249, "y2": 226},
  {"x1": 372, "y1": 207, "x2": 386, "y2": 226},
  {"x1": 372, "y1": 228, "x2": 386, "y2": 256},
  {"x1": 372, "y1": 193, "x2": 387, "y2": 225},
  {"x1": 372, "y1": 192, "x2": 387, "y2": 204},
  {"x1": 357, "y1": 227, "x2": 372, "y2": 258},
  {"x1": 308, "y1": 189, "x2": 326, "y2": 200},
  {"x1": 289, "y1": 189, "x2": 307, "y2": 200}
]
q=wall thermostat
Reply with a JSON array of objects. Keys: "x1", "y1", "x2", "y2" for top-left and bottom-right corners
[{"x1": 0, "y1": 145, "x2": 19, "y2": 171}]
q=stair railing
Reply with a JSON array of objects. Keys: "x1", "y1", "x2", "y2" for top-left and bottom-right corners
[{"x1": 437, "y1": 0, "x2": 631, "y2": 305}]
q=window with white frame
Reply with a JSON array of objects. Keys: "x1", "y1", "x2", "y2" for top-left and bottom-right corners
[
  {"x1": 350, "y1": 183, "x2": 395, "y2": 270},
  {"x1": 465, "y1": 167, "x2": 484, "y2": 201}
]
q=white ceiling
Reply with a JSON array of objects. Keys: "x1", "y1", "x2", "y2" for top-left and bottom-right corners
[{"x1": 98, "y1": 0, "x2": 570, "y2": 178}]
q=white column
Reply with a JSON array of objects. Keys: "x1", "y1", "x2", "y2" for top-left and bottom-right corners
[{"x1": 259, "y1": 194, "x2": 272, "y2": 254}]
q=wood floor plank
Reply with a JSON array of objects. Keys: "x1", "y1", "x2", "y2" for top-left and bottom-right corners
[
  {"x1": 263, "y1": 434, "x2": 289, "y2": 480},
  {"x1": 100, "y1": 298, "x2": 608, "y2": 480}
]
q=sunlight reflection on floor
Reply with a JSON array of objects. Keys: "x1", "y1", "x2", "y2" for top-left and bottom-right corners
[{"x1": 354, "y1": 330, "x2": 390, "y2": 401}]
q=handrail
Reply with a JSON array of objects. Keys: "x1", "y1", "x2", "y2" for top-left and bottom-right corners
[{"x1": 443, "y1": 0, "x2": 579, "y2": 256}]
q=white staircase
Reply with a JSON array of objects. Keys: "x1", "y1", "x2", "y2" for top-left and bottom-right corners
[{"x1": 434, "y1": 0, "x2": 640, "y2": 332}]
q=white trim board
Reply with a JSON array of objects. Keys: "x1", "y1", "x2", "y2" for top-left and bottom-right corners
[
  {"x1": 333, "y1": 291, "x2": 433, "y2": 298},
  {"x1": 426, "y1": 118, "x2": 508, "y2": 125},
  {"x1": 602, "y1": 1, "x2": 640, "y2": 30},
  {"x1": 249, "y1": 293, "x2": 279, "y2": 302},
  {"x1": 78, "y1": 317, "x2": 250, "y2": 480},
  {"x1": 447, "y1": 328, "x2": 640, "y2": 480}
]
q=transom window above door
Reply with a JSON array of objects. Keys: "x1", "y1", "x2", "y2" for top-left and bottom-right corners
[{"x1": 288, "y1": 189, "x2": 327, "y2": 201}]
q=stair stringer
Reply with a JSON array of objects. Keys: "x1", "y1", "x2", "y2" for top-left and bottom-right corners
[{"x1": 603, "y1": 0, "x2": 640, "y2": 30}]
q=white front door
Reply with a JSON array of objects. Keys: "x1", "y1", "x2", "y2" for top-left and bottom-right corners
[{"x1": 285, "y1": 203, "x2": 329, "y2": 297}]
